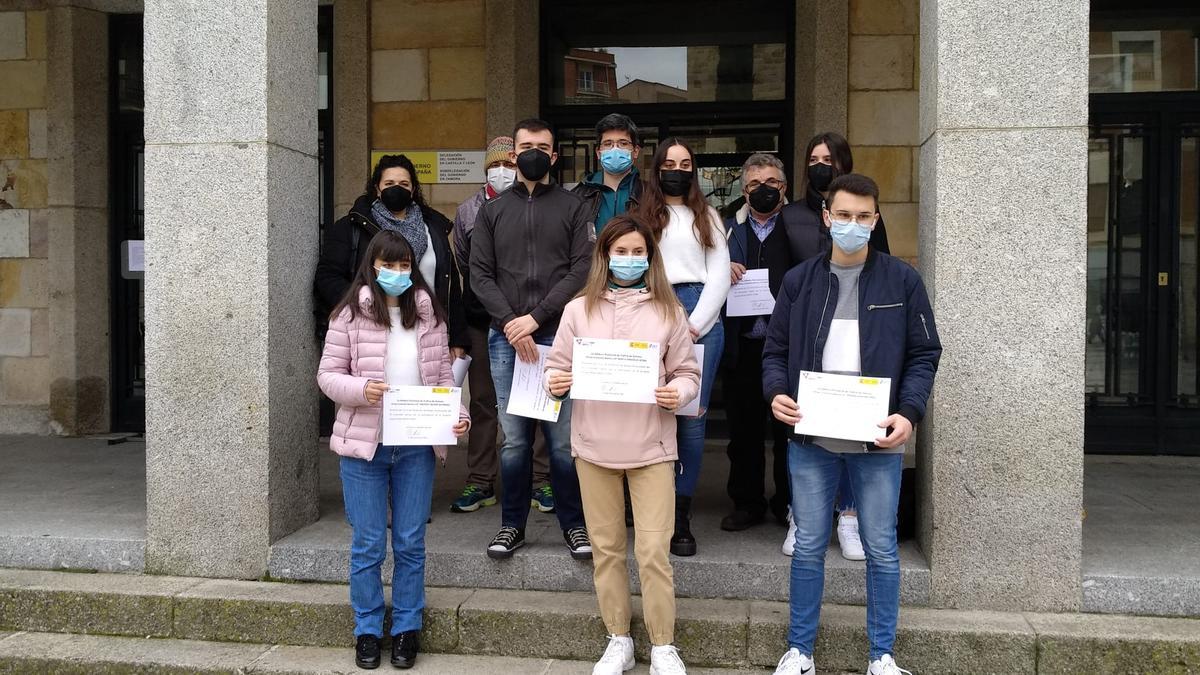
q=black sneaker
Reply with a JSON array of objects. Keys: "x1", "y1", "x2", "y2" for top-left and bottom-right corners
[
  {"x1": 391, "y1": 630, "x2": 419, "y2": 669},
  {"x1": 355, "y1": 634, "x2": 381, "y2": 670},
  {"x1": 564, "y1": 526, "x2": 593, "y2": 560},
  {"x1": 487, "y1": 526, "x2": 525, "y2": 559},
  {"x1": 720, "y1": 508, "x2": 765, "y2": 532}
]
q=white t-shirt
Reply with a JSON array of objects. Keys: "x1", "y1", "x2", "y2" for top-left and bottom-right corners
[
  {"x1": 385, "y1": 307, "x2": 423, "y2": 387},
  {"x1": 418, "y1": 224, "x2": 437, "y2": 287},
  {"x1": 658, "y1": 204, "x2": 731, "y2": 336}
]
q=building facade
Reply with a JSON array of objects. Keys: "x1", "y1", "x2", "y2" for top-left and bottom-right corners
[{"x1": 0, "y1": 0, "x2": 1195, "y2": 616}]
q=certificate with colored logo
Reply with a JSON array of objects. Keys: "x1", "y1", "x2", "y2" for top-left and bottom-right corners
[
  {"x1": 571, "y1": 338, "x2": 660, "y2": 404},
  {"x1": 382, "y1": 386, "x2": 461, "y2": 445},
  {"x1": 793, "y1": 371, "x2": 891, "y2": 443}
]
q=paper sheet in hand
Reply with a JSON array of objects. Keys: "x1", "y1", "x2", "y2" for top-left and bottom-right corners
[
  {"x1": 451, "y1": 356, "x2": 472, "y2": 387},
  {"x1": 726, "y1": 268, "x2": 775, "y2": 317},
  {"x1": 571, "y1": 338, "x2": 660, "y2": 404},
  {"x1": 382, "y1": 386, "x2": 460, "y2": 445},
  {"x1": 675, "y1": 344, "x2": 704, "y2": 417},
  {"x1": 793, "y1": 371, "x2": 891, "y2": 443},
  {"x1": 505, "y1": 344, "x2": 561, "y2": 422}
]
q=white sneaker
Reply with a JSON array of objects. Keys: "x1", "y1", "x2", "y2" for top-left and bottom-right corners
[
  {"x1": 649, "y1": 644, "x2": 687, "y2": 675},
  {"x1": 593, "y1": 635, "x2": 634, "y2": 675},
  {"x1": 782, "y1": 508, "x2": 796, "y2": 556},
  {"x1": 837, "y1": 513, "x2": 866, "y2": 561},
  {"x1": 773, "y1": 648, "x2": 816, "y2": 674},
  {"x1": 866, "y1": 654, "x2": 912, "y2": 675}
]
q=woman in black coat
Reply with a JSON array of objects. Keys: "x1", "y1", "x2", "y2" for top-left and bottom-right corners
[{"x1": 314, "y1": 154, "x2": 467, "y2": 355}]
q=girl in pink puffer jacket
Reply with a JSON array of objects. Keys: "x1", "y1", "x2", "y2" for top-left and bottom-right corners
[{"x1": 317, "y1": 229, "x2": 469, "y2": 669}]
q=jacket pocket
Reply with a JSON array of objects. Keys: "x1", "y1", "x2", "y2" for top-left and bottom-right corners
[
  {"x1": 919, "y1": 312, "x2": 931, "y2": 340},
  {"x1": 867, "y1": 302, "x2": 904, "y2": 311}
]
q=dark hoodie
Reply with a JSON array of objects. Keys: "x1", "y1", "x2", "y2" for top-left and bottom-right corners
[{"x1": 313, "y1": 194, "x2": 467, "y2": 348}]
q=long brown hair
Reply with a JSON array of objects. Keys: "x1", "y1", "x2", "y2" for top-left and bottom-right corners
[
  {"x1": 638, "y1": 137, "x2": 717, "y2": 249},
  {"x1": 579, "y1": 215, "x2": 683, "y2": 321},
  {"x1": 330, "y1": 230, "x2": 446, "y2": 330},
  {"x1": 798, "y1": 131, "x2": 854, "y2": 197}
]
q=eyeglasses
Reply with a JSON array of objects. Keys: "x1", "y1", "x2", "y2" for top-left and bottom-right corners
[
  {"x1": 745, "y1": 178, "x2": 785, "y2": 191},
  {"x1": 599, "y1": 139, "x2": 635, "y2": 150},
  {"x1": 826, "y1": 210, "x2": 877, "y2": 225}
]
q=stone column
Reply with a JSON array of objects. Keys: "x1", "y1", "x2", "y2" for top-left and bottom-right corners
[
  {"x1": 143, "y1": 0, "x2": 319, "y2": 578},
  {"x1": 46, "y1": 6, "x2": 110, "y2": 435},
  {"x1": 485, "y1": 0, "x2": 539, "y2": 140},
  {"x1": 793, "y1": 0, "x2": 849, "y2": 174},
  {"x1": 332, "y1": 0, "x2": 370, "y2": 216},
  {"x1": 916, "y1": 0, "x2": 1088, "y2": 611}
]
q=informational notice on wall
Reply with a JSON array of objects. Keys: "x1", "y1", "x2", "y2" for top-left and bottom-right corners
[{"x1": 369, "y1": 151, "x2": 485, "y2": 184}]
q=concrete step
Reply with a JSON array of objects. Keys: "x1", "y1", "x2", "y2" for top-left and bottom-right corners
[
  {"x1": 0, "y1": 631, "x2": 762, "y2": 674},
  {"x1": 2, "y1": 569, "x2": 1199, "y2": 673}
]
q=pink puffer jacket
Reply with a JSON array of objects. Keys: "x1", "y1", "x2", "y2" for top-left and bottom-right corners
[{"x1": 318, "y1": 286, "x2": 469, "y2": 461}]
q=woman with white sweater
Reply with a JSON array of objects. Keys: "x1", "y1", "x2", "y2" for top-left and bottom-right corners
[{"x1": 637, "y1": 138, "x2": 731, "y2": 557}]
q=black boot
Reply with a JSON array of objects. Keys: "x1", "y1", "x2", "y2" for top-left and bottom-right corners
[
  {"x1": 670, "y1": 495, "x2": 697, "y2": 556},
  {"x1": 390, "y1": 630, "x2": 419, "y2": 669}
]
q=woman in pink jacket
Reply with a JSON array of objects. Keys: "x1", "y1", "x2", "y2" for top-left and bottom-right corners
[
  {"x1": 545, "y1": 216, "x2": 700, "y2": 675},
  {"x1": 318, "y1": 230, "x2": 469, "y2": 671}
]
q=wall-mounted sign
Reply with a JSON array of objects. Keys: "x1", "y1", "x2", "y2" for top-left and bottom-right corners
[
  {"x1": 369, "y1": 151, "x2": 485, "y2": 184},
  {"x1": 121, "y1": 240, "x2": 144, "y2": 280}
]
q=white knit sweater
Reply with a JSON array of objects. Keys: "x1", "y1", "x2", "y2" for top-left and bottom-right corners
[{"x1": 659, "y1": 204, "x2": 731, "y2": 336}]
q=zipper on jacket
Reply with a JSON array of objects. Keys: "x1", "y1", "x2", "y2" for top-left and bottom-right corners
[
  {"x1": 525, "y1": 193, "x2": 537, "y2": 319},
  {"x1": 867, "y1": 302, "x2": 903, "y2": 310},
  {"x1": 811, "y1": 273, "x2": 834, "y2": 372},
  {"x1": 920, "y1": 313, "x2": 931, "y2": 340}
]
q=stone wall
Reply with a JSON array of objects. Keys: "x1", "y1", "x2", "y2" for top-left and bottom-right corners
[
  {"x1": 0, "y1": 9, "x2": 50, "y2": 434},
  {"x1": 845, "y1": 0, "x2": 919, "y2": 263},
  {"x1": 369, "y1": 0, "x2": 487, "y2": 221}
]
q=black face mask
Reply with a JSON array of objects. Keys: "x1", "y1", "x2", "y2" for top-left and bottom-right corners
[
  {"x1": 516, "y1": 148, "x2": 552, "y2": 182},
  {"x1": 748, "y1": 184, "x2": 782, "y2": 214},
  {"x1": 659, "y1": 169, "x2": 693, "y2": 197},
  {"x1": 379, "y1": 185, "x2": 414, "y2": 212},
  {"x1": 807, "y1": 162, "x2": 834, "y2": 193}
]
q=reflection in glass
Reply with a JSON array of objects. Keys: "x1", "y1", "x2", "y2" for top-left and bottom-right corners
[
  {"x1": 1086, "y1": 128, "x2": 1147, "y2": 400},
  {"x1": 1180, "y1": 135, "x2": 1199, "y2": 400},
  {"x1": 1089, "y1": 29, "x2": 1198, "y2": 93}
]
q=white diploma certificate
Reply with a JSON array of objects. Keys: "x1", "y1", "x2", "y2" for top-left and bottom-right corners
[
  {"x1": 725, "y1": 268, "x2": 775, "y2": 317},
  {"x1": 571, "y1": 338, "x2": 660, "y2": 404},
  {"x1": 793, "y1": 371, "x2": 892, "y2": 443},
  {"x1": 505, "y1": 344, "x2": 562, "y2": 422},
  {"x1": 675, "y1": 344, "x2": 704, "y2": 417},
  {"x1": 382, "y1": 386, "x2": 461, "y2": 445},
  {"x1": 451, "y1": 355, "x2": 472, "y2": 387}
]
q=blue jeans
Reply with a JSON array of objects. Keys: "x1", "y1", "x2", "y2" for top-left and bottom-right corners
[
  {"x1": 489, "y1": 329, "x2": 585, "y2": 531},
  {"x1": 673, "y1": 283, "x2": 724, "y2": 497},
  {"x1": 787, "y1": 441, "x2": 902, "y2": 659},
  {"x1": 340, "y1": 444, "x2": 436, "y2": 638},
  {"x1": 838, "y1": 468, "x2": 856, "y2": 512}
]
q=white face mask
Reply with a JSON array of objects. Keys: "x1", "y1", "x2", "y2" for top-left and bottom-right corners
[{"x1": 486, "y1": 166, "x2": 516, "y2": 195}]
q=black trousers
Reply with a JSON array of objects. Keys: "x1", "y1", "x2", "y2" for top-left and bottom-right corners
[{"x1": 723, "y1": 334, "x2": 791, "y2": 518}]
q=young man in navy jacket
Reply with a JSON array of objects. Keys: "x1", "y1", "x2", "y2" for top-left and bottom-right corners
[{"x1": 762, "y1": 174, "x2": 941, "y2": 675}]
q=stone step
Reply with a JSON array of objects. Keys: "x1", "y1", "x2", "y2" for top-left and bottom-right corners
[
  {"x1": 2, "y1": 569, "x2": 1199, "y2": 673},
  {"x1": 0, "y1": 631, "x2": 762, "y2": 674}
]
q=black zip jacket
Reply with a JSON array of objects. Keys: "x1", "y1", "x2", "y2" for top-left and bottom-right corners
[
  {"x1": 313, "y1": 194, "x2": 468, "y2": 348},
  {"x1": 469, "y1": 181, "x2": 594, "y2": 340},
  {"x1": 762, "y1": 248, "x2": 941, "y2": 447}
]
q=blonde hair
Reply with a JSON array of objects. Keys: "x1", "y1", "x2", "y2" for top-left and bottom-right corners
[{"x1": 580, "y1": 215, "x2": 684, "y2": 322}]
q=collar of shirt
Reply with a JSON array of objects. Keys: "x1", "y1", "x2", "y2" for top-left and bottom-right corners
[{"x1": 749, "y1": 211, "x2": 778, "y2": 242}]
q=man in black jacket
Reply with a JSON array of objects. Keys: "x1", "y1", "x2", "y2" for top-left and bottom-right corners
[
  {"x1": 762, "y1": 174, "x2": 939, "y2": 675},
  {"x1": 470, "y1": 118, "x2": 594, "y2": 561}
]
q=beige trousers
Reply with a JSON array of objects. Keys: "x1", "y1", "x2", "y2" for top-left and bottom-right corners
[{"x1": 575, "y1": 458, "x2": 676, "y2": 645}]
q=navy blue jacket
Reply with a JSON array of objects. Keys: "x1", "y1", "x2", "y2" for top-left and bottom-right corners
[{"x1": 761, "y1": 248, "x2": 942, "y2": 443}]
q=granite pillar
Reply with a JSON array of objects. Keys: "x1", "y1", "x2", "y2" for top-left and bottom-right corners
[
  {"x1": 793, "y1": 0, "x2": 848, "y2": 177},
  {"x1": 484, "y1": 0, "x2": 539, "y2": 140},
  {"x1": 916, "y1": 0, "x2": 1088, "y2": 611},
  {"x1": 332, "y1": 0, "x2": 369, "y2": 216},
  {"x1": 46, "y1": 6, "x2": 110, "y2": 435},
  {"x1": 143, "y1": 0, "x2": 319, "y2": 578}
]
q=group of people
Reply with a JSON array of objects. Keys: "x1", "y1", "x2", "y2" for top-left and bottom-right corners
[{"x1": 313, "y1": 113, "x2": 941, "y2": 675}]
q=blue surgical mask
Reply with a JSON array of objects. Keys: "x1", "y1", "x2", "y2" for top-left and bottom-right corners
[
  {"x1": 609, "y1": 255, "x2": 649, "y2": 282},
  {"x1": 829, "y1": 219, "x2": 872, "y2": 254},
  {"x1": 599, "y1": 147, "x2": 633, "y2": 175},
  {"x1": 375, "y1": 266, "x2": 413, "y2": 296}
]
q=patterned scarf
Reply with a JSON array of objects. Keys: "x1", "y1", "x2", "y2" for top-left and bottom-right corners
[{"x1": 370, "y1": 199, "x2": 428, "y2": 262}]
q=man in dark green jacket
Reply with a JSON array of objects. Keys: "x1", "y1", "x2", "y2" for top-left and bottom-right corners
[{"x1": 571, "y1": 113, "x2": 644, "y2": 236}]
